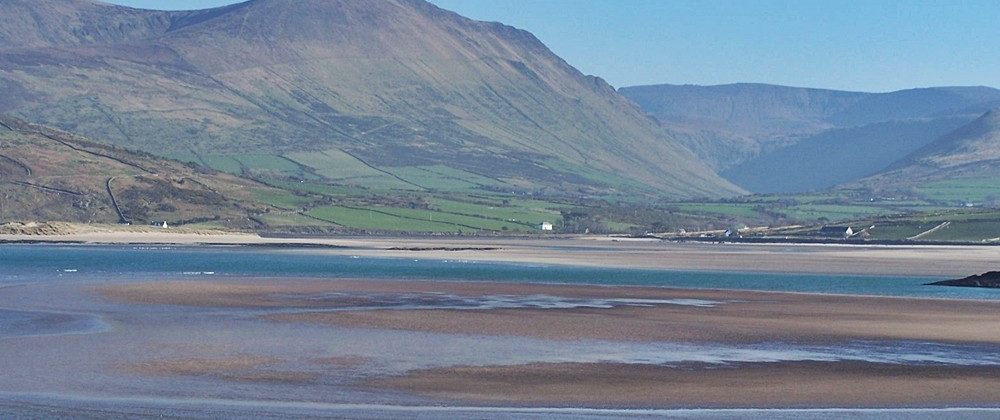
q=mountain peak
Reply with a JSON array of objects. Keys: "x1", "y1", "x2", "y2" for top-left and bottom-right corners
[
  {"x1": 0, "y1": 0, "x2": 740, "y2": 198},
  {"x1": 896, "y1": 108, "x2": 1000, "y2": 169}
]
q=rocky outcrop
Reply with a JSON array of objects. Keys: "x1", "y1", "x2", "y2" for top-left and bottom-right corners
[{"x1": 927, "y1": 272, "x2": 1000, "y2": 288}]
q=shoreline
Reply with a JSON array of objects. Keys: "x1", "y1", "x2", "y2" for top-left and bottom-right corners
[
  {"x1": 94, "y1": 278, "x2": 1000, "y2": 408},
  {"x1": 4, "y1": 231, "x2": 1000, "y2": 277},
  {"x1": 2, "y1": 392, "x2": 998, "y2": 416}
]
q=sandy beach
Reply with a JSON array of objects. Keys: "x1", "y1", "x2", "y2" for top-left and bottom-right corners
[
  {"x1": 96, "y1": 278, "x2": 1000, "y2": 408},
  {"x1": 4, "y1": 236, "x2": 1000, "y2": 411},
  {"x1": 5, "y1": 227, "x2": 1000, "y2": 277},
  {"x1": 373, "y1": 361, "x2": 1000, "y2": 408},
  {"x1": 101, "y1": 279, "x2": 1000, "y2": 345}
]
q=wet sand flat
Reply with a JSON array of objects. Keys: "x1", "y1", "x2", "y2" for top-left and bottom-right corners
[
  {"x1": 372, "y1": 361, "x2": 1000, "y2": 408},
  {"x1": 81, "y1": 278, "x2": 1000, "y2": 409},
  {"x1": 7, "y1": 244, "x2": 1000, "y2": 414},
  {"x1": 100, "y1": 279, "x2": 1000, "y2": 345}
]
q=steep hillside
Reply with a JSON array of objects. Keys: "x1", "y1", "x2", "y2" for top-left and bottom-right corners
[
  {"x1": 856, "y1": 109, "x2": 1000, "y2": 201},
  {"x1": 620, "y1": 83, "x2": 1000, "y2": 191},
  {"x1": 0, "y1": 0, "x2": 739, "y2": 198},
  {"x1": 0, "y1": 116, "x2": 275, "y2": 228},
  {"x1": 899, "y1": 108, "x2": 1000, "y2": 169},
  {"x1": 827, "y1": 87, "x2": 1000, "y2": 127},
  {"x1": 619, "y1": 83, "x2": 865, "y2": 138},
  {"x1": 722, "y1": 117, "x2": 969, "y2": 193}
]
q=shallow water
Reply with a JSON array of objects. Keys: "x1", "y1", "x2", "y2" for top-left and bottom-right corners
[
  {"x1": 2, "y1": 244, "x2": 998, "y2": 299},
  {"x1": 1, "y1": 244, "x2": 999, "y2": 418},
  {"x1": 0, "y1": 309, "x2": 109, "y2": 340}
]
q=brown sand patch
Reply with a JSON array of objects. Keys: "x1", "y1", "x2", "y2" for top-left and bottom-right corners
[
  {"x1": 125, "y1": 355, "x2": 277, "y2": 376},
  {"x1": 123, "y1": 355, "x2": 318, "y2": 384},
  {"x1": 371, "y1": 361, "x2": 1000, "y2": 408},
  {"x1": 311, "y1": 355, "x2": 372, "y2": 368},
  {"x1": 101, "y1": 280, "x2": 1000, "y2": 345},
  {"x1": 272, "y1": 299, "x2": 1000, "y2": 344}
]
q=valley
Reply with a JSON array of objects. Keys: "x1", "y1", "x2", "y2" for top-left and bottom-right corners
[{"x1": 0, "y1": 0, "x2": 998, "y2": 243}]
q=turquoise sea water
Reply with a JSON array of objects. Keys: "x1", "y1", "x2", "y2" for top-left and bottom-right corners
[{"x1": 1, "y1": 244, "x2": 996, "y2": 300}]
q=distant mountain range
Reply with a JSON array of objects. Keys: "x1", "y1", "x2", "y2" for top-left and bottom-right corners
[
  {"x1": 900, "y1": 108, "x2": 1000, "y2": 170},
  {"x1": 0, "y1": 0, "x2": 739, "y2": 199},
  {"x1": 2, "y1": 0, "x2": 997, "y2": 230},
  {"x1": 856, "y1": 108, "x2": 1000, "y2": 193},
  {"x1": 620, "y1": 83, "x2": 1000, "y2": 193}
]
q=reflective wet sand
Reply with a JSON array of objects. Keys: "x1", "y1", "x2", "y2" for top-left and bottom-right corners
[
  {"x1": 103, "y1": 279, "x2": 1000, "y2": 344},
  {"x1": 81, "y1": 278, "x2": 1000, "y2": 410},
  {"x1": 373, "y1": 361, "x2": 1000, "y2": 408},
  {"x1": 1, "y1": 255, "x2": 999, "y2": 416}
]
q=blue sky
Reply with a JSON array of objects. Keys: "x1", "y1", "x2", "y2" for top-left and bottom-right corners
[{"x1": 107, "y1": 0, "x2": 999, "y2": 92}]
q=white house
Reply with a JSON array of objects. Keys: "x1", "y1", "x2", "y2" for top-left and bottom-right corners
[{"x1": 539, "y1": 222, "x2": 554, "y2": 231}]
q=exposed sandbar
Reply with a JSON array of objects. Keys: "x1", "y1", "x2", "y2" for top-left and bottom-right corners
[
  {"x1": 100, "y1": 279, "x2": 1000, "y2": 345},
  {"x1": 371, "y1": 361, "x2": 1000, "y2": 408}
]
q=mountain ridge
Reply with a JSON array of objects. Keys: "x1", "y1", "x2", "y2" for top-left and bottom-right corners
[
  {"x1": 620, "y1": 82, "x2": 1000, "y2": 192},
  {"x1": 1, "y1": 0, "x2": 741, "y2": 198},
  {"x1": 886, "y1": 108, "x2": 1000, "y2": 171}
]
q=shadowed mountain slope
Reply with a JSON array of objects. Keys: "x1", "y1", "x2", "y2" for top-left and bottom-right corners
[
  {"x1": 0, "y1": 0, "x2": 740, "y2": 199},
  {"x1": 898, "y1": 108, "x2": 1000, "y2": 169},
  {"x1": 856, "y1": 109, "x2": 1000, "y2": 195},
  {"x1": 720, "y1": 117, "x2": 969, "y2": 193},
  {"x1": 620, "y1": 83, "x2": 1000, "y2": 192}
]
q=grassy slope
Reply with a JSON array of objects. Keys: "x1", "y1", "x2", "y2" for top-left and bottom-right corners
[
  {"x1": 0, "y1": 0, "x2": 740, "y2": 200},
  {"x1": 0, "y1": 118, "x2": 278, "y2": 228}
]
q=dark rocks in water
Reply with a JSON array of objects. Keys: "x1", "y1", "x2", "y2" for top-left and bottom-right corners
[{"x1": 927, "y1": 271, "x2": 1000, "y2": 288}]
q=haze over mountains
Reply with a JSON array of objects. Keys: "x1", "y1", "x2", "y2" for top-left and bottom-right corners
[
  {"x1": 0, "y1": 0, "x2": 739, "y2": 199},
  {"x1": 620, "y1": 84, "x2": 1000, "y2": 193},
  {"x1": 1, "y1": 0, "x2": 998, "y2": 235},
  {"x1": 859, "y1": 108, "x2": 1000, "y2": 189}
]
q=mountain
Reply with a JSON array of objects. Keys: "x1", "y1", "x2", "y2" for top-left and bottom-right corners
[
  {"x1": 720, "y1": 117, "x2": 969, "y2": 193},
  {"x1": 618, "y1": 83, "x2": 861, "y2": 170},
  {"x1": 0, "y1": 116, "x2": 276, "y2": 228},
  {"x1": 857, "y1": 109, "x2": 1000, "y2": 196},
  {"x1": 897, "y1": 108, "x2": 1000, "y2": 169},
  {"x1": 620, "y1": 83, "x2": 1000, "y2": 192},
  {"x1": 0, "y1": 0, "x2": 740, "y2": 199}
]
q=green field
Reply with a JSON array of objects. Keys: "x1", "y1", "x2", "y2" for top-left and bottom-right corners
[
  {"x1": 305, "y1": 202, "x2": 549, "y2": 233},
  {"x1": 426, "y1": 197, "x2": 562, "y2": 226},
  {"x1": 267, "y1": 180, "x2": 369, "y2": 197},
  {"x1": 235, "y1": 155, "x2": 310, "y2": 178},
  {"x1": 306, "y1": 206, "x2": 467, "y2": 233},
  {"x1": 177, "y1": 142, "x2": 1000, "y2": 236},
  {"x1": 782, "y1": 204, "x2": 896, "y2": 221},
  {"x1": 667, "y1": 203, "x2": 763, "y2": 218},
  {"x1": 388, "y1": 165, "x2": 507, "y2": 192},
  {"x1": 200, "y1": 155, "x2": 244, "y2": 174},
  {"x1": 916, "y1": 177, "x2": 1000, "y2": 204},
  {"x1": 922, "y1": 220, "x2": 1000, "y2": 241},
  {"x1": 252, "y1": 189, "x2": 315, "y2": 210},
  {"x1": 851, "y1": 209, "x2": 1000, "y2": 242},
  {"x1": 285, "y1": 149, "x2": 417, "y2": 190},
  {"x1": 256, "y1": 212, "x2": 335, "y2": 227},
  {"x1": 544, "y1": 159, "x2": 656, "y2": 196}
]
